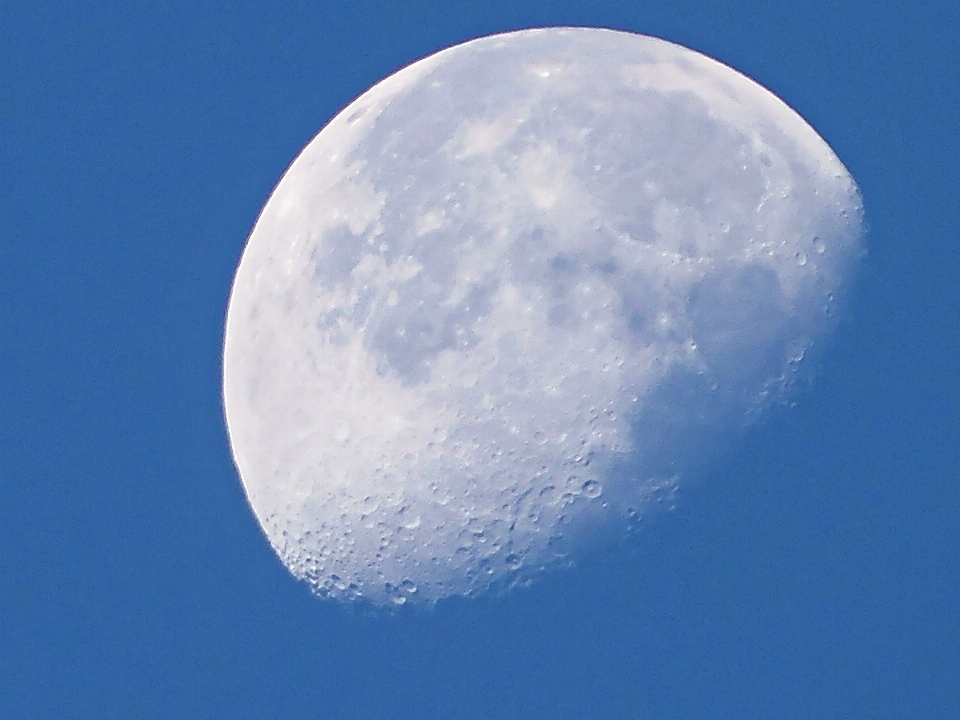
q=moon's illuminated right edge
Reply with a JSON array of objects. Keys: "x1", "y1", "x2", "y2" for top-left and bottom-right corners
[{"x1": 223, "y1": 27, "x2": 864, "y2": 606}]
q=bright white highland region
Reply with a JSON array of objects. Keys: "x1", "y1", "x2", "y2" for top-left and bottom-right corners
[{"x1": 222, "y1": 27, "x2": 863, "y2": 606}]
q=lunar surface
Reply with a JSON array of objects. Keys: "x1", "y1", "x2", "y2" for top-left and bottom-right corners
[{"x1": 223, "y1": 27, "x2": 863, "y2": 606}]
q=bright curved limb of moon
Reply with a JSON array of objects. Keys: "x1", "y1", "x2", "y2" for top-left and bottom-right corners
[{"x1": 222, "y1": 27, "x2": 863, "y2": 606}]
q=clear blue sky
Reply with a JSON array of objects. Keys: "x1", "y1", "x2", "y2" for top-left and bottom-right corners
[{"x1": 3, "y1": 1, "x2": 958, "y2": 718}]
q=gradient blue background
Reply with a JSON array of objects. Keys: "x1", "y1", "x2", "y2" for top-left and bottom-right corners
[{"x1": 3, "y1": 1, "x2": 958, "y2": 717}]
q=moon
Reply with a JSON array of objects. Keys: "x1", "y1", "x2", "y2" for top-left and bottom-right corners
[{"x1": 223, "y1": 27, "x2": 863, "y2": 606}]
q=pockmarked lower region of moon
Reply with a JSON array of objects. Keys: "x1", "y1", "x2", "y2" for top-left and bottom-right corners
[{"x1": 222, "y1": 27, "x2": 863, "y2": 606}]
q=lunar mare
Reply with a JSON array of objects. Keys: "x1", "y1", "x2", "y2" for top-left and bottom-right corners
[{"x1": 223, "y1": 28, "x2": 863, "y2": 605}]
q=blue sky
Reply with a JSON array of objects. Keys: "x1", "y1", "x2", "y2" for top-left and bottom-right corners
[{"x1": 3, "y1": 1, "x2": 958, "y2": 718}]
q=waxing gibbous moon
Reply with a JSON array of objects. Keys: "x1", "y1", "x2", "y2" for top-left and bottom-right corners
[{"x1": 223, "y1": 27, "x2": 863, "y2": 606}]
